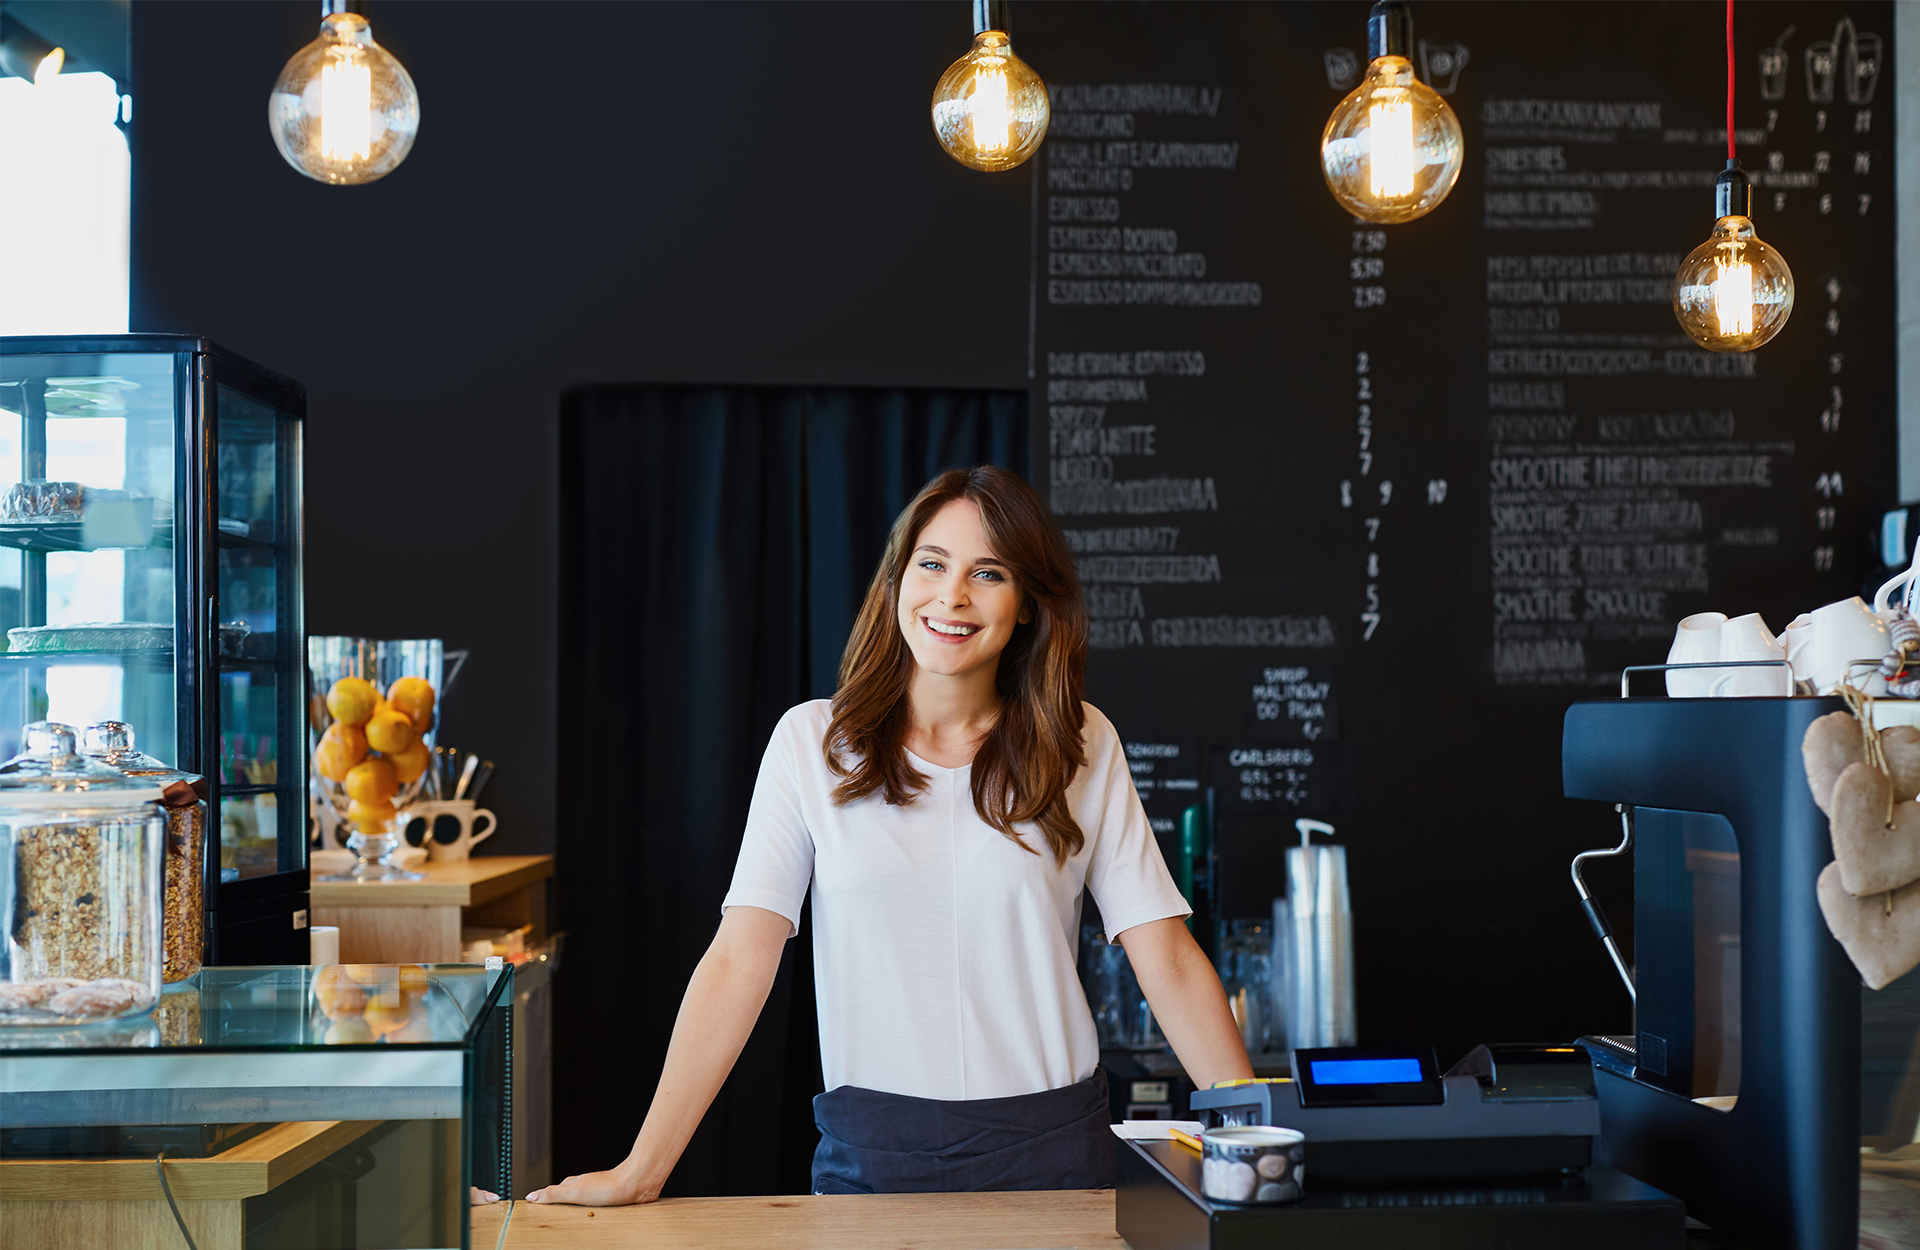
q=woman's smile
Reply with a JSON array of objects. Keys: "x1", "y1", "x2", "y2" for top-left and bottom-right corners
[{"x1": 921, "y1": 614, "x2": 983, "y2": 641}]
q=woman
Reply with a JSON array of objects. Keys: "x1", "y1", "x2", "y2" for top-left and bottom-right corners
[{"x1": 529, "y1": 466, "x2": 1251, "y2": 1203}]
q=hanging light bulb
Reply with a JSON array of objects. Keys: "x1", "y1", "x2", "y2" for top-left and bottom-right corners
[
  {"x1": 1672, "y1": 165, "x2": 1793, "y2": 351},
  {"x1": 1671, "y1": 3, "x2": 1793, "y2": 351},
  {"x1": 931, "y1": 0, "x2": 1048, "y2": 172},
  {"x1": 1320, "y1": 2, "x2": 1463, "y2": 224},
  {"x1": 268, "y1": 2, "x2": 419, "y2": 186}
]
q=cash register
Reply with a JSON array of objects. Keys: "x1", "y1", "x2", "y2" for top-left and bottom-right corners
[{"x1": 1114, "y1": 1042, "x2": 1685, "y2": 1249}]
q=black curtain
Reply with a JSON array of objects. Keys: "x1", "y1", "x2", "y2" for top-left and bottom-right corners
[{"x1": 554, "y1": 385, "x2": 1027, "y2": 1195}]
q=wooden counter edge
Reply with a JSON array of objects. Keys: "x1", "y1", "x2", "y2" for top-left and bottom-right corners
[
  {"x1": 308, "y1": 855, "x2": 554, "y2": 908},
  {"x1": 0, "y1": 1120, "x2": 381, "y2": 1202},
  {"x1": 496, "y1": 1188, "x2": 1125, "y2": 1249}
]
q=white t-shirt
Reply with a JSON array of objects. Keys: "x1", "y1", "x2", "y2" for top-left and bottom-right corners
[{"x1": 721, "y1": 699, "x2": 1190, "y2": 1102}]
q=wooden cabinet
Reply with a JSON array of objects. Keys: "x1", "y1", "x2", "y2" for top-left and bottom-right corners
[{"x1": 309, "y1": 855, "x2": 553, "y2": 964}]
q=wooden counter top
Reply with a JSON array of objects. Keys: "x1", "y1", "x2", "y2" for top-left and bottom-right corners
[
  {"x1": 474, "y1": 1190, "x2": 1123, "y2": 1249},
  {"x1": 0, "y1": 1121, "x2": 382, "y2": 1203},
  {"x1": 309, "y1": 854, "x2": 553, "y2": 908}
]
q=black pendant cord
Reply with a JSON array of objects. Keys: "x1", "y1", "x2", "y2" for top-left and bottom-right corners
[
  {"x1": 973, "y1": 0, "x2": 1009, "y2": 36},
  {"x1": 156, "y1": 1151, "x2": 202, "y2": 1250}
]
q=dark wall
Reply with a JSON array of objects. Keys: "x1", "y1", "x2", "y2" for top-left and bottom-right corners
[{"x1": 129, "y1": 1, "x2": 1033, "y2": 852}]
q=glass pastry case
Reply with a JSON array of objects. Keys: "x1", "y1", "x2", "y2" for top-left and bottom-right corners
[
  {"x1": 0, "y1": 962, "x2": 512, "y2": 1249},
  {"x1": 0, "y1": 336, "x2": 307, "y2": 964}
]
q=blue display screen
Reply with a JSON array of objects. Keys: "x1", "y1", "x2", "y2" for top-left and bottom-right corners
[{"x1": 1309, "y1": 1057, "x2": 1425, "y2": 1086}]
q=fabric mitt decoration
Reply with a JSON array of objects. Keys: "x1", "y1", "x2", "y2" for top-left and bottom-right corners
[
  {"x1": 1826, "y1": 763, "x2": 1920, "y2": 896},
  {"x1": 1804, "y1": 690, "x2": 1920, "y2": 988},
  {"x1": 1801, "y1": 711, "x2": 1920, "y2": 814},
  {"x1": 1817, "y1": 866, "x2": 1920, "y2": 990}
]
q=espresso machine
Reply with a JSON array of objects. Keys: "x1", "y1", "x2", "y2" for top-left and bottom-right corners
[{"x1": 1561, "y1": 694, "x2": 1866, "y2": 1250}]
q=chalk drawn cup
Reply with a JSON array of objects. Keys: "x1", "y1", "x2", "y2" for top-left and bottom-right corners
[
  {"x1": 1418, "y1": 40, "x2": 1470, "y2": 95},
  {"x1": 403, "y1": 800, "x2": 497, "y2": 863},
  {"x1": 1847, "y1": 31, "x2": 1882, "y2": 104},
  {"x1": 1666, "y1": 613, "x2": 1727, "y2": 697},
  {"x1": 1805, "y1": 40, "x2": 1837, "y2": 103},
  {"x1": 1803, "y1": 597, "x2": 1890, "y2": 695},
  {"x1": 1759, "y1": 43, "x2": 1789, "y2": 101},
  {"x1": 1322, "y1": 48, "x2": 1359, "y2": 92}
]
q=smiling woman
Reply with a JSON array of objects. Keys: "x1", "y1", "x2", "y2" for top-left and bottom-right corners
[
  {"x1": 530, "y1": 466, "x2": 1253, "y2": 1206},
  {"x1": 829, "y1": 466, "x2": 1088, "y2": 866}
]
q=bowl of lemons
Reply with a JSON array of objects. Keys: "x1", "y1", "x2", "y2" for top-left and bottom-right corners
[{"x1": 313, "y1": 674, "x2": 438, "y2": 880}]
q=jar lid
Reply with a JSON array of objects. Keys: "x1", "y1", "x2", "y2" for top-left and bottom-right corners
[
  {"x1": 0, "y1": 722, "x2": 165, "y2": 809},
  {"x1": 81, "y1": 721, "x2": 198, "y2": 784}
]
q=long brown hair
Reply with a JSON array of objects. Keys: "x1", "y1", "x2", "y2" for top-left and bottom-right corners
[{"x1": 824, "y1": 466, "x2": 1089, "y2": 866}]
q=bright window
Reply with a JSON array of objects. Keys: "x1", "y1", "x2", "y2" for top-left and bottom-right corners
[{"x1": 0, "y1": 71, "x2": 128, "y2": 334}]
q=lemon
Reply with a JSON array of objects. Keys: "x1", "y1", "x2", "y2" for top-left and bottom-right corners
[
  {"x1": 388, "y1": 677, "x2": 436, "y2": 733},
  {"x1": 348, "y1": 797, "x2": 397, "y2": 831},
  {"x1": 325, "y1": 677, "x2": 380, "y2": 728},
  {"x1": 324, "y1": 1017, "x2": 375, "y2": 1044},
  {"x1": 365, "y1": 709, "x2": 416, "y2": 755},
  {"x1": 344, "y1": 757, "x2": 398, "y2": 805},
  {"x1": 389, "y1": 738, "x2": 430, "y2": 784},
  {"x1": 363, "y1": 991, "x2": 412, "y2": 1036},
  {"x1": 315, "y1": 722, "x2": 368, "y2": 781}
]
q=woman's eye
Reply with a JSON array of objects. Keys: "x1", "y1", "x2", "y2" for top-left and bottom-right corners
[
  {"x1": 918, "y1": 559, "x2": 944, "y2": 573},
  {"x1": 974, "y1": 569, "x2": 1004, "y2": 582}
]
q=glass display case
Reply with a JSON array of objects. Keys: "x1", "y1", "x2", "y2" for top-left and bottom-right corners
[
  {"x1": 0, "y1": 335, "x2": 307, "y2": 964},
  {"x1": 0, "y1": 962, "x2": 512, "y2": 1250}
]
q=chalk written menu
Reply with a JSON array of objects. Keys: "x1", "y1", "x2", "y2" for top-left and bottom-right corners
[{"x1": 1022, "y1": 2, "x2": 1894, "y2": 1033}]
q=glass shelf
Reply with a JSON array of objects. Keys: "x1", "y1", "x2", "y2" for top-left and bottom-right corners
[
  {"x1": 0, "y1": 964, "x2": 509, "y2": 1124},
  {"x1": 0, "y1": 518, "x2": 174, "y2": 554},
  {"x1": 0, "y1": 649, "x2": 173, "y2": 664}
]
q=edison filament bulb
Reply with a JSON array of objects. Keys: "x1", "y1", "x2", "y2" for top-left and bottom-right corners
[
  {"x1": 931, "y1": 19, "x2": 1049, "y2": 173},
  {"x1": 1320, "y1": 3, "x2": 1463, "y2": 224},
  {"x1": 268, "y1": 10, "x2": 420, "y2": 186},
  {"x1": 1672, "y1": 164, "x2": 1793, "y2": 352}
]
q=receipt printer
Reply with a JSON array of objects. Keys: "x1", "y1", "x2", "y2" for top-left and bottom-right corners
[{"x1": 1188, "y1": 1043, "x2": 1600, "y2": 1184}]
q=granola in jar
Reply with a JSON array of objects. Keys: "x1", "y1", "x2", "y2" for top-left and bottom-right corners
[{"x1": 0, "y1": 722, "x2": 165, "y2": 1025}]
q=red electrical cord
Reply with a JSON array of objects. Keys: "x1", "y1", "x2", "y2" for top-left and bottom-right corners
[{"x1": 1726, "y1": 0, "x2": 1736, "y2": 161}]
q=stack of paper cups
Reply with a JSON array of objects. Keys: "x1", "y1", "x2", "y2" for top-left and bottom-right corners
[{"x1": 310, "y1": 925, "x2": 340, "y2": 966}]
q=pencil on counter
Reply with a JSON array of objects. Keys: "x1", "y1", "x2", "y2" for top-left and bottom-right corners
[{"x1": 1169, "y1": 1127, "x2": 1204, "y2": 1154}]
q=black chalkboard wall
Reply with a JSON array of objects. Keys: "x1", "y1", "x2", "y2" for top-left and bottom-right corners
[{"x1": 1020, "y1": 1, "x2": 1896, "y2": 1060}]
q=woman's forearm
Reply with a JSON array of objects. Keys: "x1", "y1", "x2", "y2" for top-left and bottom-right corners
[
  {"x1": 1121, "y1": 916, "x2": 1255, "y2": 1090},
  {"x1": 614, "y1": 911, "x2": 789, "y2": 1194},
  {"x1": 530, "y1": 905, "x2": 790, "y2": 1205}
]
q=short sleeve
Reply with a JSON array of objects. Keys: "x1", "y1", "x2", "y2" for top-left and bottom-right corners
[
  {"x1": 1077, "y1": 707, "x2": 1192, "y2": 941},
  {"x1": 720, "y1": 706, "x2": 819, "y2": 938}
]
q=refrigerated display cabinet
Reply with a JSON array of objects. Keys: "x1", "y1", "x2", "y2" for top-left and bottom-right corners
[{"x1": 0, "y1": 335, "x2": 307, "y2": 964}]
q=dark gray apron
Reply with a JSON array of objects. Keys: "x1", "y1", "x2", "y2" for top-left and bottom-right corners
[{"x1": 810, "y1": 1067, "x2": 1113, "y2": 1194}]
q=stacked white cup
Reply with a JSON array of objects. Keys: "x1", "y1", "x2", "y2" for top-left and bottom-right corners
[{"x1": 1664, "y1": 612, "x2": 1790, "y2": 697}]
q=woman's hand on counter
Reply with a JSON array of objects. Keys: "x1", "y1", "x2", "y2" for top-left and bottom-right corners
[
  {"x1": 525, "y1": 1165, "x2": 657, "y2": 1206},
  {"x1": 526, "y1": 904, "x2": 793, "y2": 1206}
]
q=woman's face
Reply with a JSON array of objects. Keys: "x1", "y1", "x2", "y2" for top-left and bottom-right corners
[{"x1": 897, "y1": 499, "x2": 1030, "y2": 681}]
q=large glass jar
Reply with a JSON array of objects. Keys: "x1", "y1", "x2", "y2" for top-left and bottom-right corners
[
  {"x1": 83, "y1": 721, "x2": 206, "y2": 983},
  {"x1": 0, "y1": 722, "x2": 165, "y2": 1025}
]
